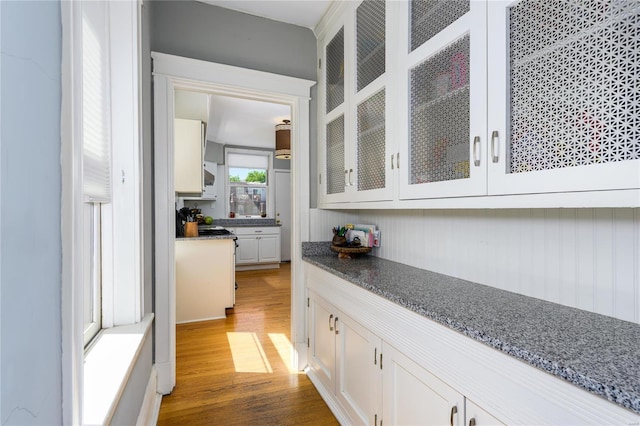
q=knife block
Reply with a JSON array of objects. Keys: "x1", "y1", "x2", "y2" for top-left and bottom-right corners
[{"x1": 184, "y1": 222, "x2": 199, "y2": 238}]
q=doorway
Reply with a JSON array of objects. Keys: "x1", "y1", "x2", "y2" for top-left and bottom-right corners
[{"x1": 152, "y1": 52, "x2": 315, "y2": 394}]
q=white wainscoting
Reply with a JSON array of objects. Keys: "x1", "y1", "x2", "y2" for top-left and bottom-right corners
[{"x1": 309, "y1": 208, "x2": 640, "y2": 324}]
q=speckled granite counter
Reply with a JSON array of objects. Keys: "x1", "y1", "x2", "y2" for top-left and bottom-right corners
[
  {"x1": 176, "y1": 235, "x2": 236, "y2": 241},
  {"x1": 302, "y1": 242, "x2": 640, "y2": 414}
]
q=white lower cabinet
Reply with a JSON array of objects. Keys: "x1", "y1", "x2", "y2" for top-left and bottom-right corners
[
  {"x1": 228, "y1": 227, "x2": 281, "y2": 269},
  {"x1": 305, "y1": 264, "x2": 639, "y2": 425},
  {"x1": 382, "y1": 343, "x2": 465, "y2": 426},
  {"x1": 308, "y1": 291, "x2": 381, "y2": 426},
  {"x1": 465, "y1": 399, "x2": 505, "y2": 426},
  {"x1": 309, "y1": 289, "x2": 501, "y2": 426}
]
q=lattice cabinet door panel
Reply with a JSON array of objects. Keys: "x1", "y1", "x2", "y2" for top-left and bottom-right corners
[
  {"x1": 397, "y1": 0, "x2": 488, "y2": 200},
  {"x1": 349, "y1": 0, "x2": 394, "y2": 203},
  {"x1": 487, "y1": 0, "x2": 640, "y2": 197},
  {"x1": 318, "y1": 18, "x2": 349, "y2": 204}
]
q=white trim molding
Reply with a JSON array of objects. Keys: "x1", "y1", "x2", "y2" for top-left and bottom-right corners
[{"x1": 152, "y1": 52, "x2": 315, "y2": 393}]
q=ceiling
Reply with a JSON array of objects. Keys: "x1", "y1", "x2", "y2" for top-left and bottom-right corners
[
  {"x1": 175, "y1": 90, "x2": 291, "y2": 150},
  {"x1": 197, "y1": 0, "x2": 331, "y2": 29}
]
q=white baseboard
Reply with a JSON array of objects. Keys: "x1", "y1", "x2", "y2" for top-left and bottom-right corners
[
  {"x1": 136, "y1": 366, "x2": 163, "y2": 426},
  {"x1": 235, "y1": 263, "x2": 280, "y2": 271}
]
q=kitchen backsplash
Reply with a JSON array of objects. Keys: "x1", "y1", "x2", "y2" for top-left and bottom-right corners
[{"x1": 309, "y1": 208, "x2": 640, "y2": 325}]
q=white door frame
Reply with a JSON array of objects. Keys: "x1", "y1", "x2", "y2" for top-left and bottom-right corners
[{"x1": 152, "y1": 52, "x2": 315, "y2": 393}]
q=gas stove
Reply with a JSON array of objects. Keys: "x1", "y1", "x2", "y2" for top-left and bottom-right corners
[{"x1": 198, "y1": 225, "x2": 232, "y2": 236}]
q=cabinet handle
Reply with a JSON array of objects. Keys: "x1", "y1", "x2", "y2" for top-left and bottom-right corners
[
  {"x1": 255, "y1": 230, "x2": 263, "y2": 233},
  {"x1": 349, "y1": 169, "x2": 354, "y2": 186},
  {"x1": 491, "y1": 130, "x2": 499, "y2": 163},
  {"x1": 345, "y1": 169, "x2": 349, "y2": 186},
  {"x1": 449, "y1": 405, "x2": 458, "y2": 426},
  {"x1": 334, "y1": 317, "x2": 339, "y2": 334},
  {"x1": 319, "y1": 173, "x2": 322, "y2": 185},
  {"x1": 396, "y1": 152, "x2": 399, "y2": 169},
  {"x1": 473, "y1": 136, "x2": 481, "y2": 166},
  {"x1": 391, "y1": 154, "x2": 394, "y2": 170},
  {"x1": 329, "y1": 314, "x2": 334, "y2": 331},
  {"x1": 468, "y1": 418, "x2": 476, "y2": 426}
]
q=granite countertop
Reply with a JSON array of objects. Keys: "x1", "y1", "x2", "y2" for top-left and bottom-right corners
[
  {"x1": 301, "y1": 242, "x2": 640, "y2": 415},
  {"x1": 176, "y1": 234, "x2": 236, "y2": 241}
]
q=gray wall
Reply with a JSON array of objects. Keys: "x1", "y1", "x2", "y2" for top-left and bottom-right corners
[
  {"x1": 1, "y1": 1, "x2": 63, "y2": 424},
  {"x1": 150, "y1": 1, "x2": 316, "y2": 81},
  {"x1": 149, "y1": 0, "x2": 318, "y2": 205}
]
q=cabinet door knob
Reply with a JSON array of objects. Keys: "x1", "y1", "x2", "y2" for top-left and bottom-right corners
[{"x1": 491, "y1": 130, "x2": 499, "y2": 163}]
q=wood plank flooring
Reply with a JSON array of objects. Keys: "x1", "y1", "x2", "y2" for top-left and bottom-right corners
[{"x1": 157, "y1": 263, "x2": 339, "y2": 426}]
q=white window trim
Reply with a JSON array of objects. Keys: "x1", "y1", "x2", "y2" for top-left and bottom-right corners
[
  {"x1": 61, "y1": 1, "x2": 145, "y2": 424},
  {"x1": 225, "y1": 148, "x2": 274, "y2": 218}
]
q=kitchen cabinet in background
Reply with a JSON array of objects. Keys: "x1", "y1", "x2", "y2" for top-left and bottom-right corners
[
  {"x1": 175, "y1": 238, "x2": 235, "y2": 323},
  {"x1": 174, "y1": 118, "x2": 204, "y2": 194},
  {"x1": 229, "y1": 227, "x2": 281, "y2": 270}
]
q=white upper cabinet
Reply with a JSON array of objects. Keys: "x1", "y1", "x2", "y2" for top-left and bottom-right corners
[
  {"x1": 318, "y1": 0, "x2": 394, "y2": 204},
  {"x1": 174, "y1": 118, "x2": 204, "y2": 194},
  {"x1": 397, "y1": 0, "x2": 487, "y2": 200},
  {"x1": 487, "y1": 0, "x2": 640, "y2": 197},
  {"x1": 316, "y1": 0, "x2": 640, "y2": 208}
]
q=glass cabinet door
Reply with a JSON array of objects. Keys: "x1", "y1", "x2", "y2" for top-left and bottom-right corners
[
  {"x1": 487, "y1": 0, "x2": 640, "y2": 195},
  {"x1": 326, "y1": 27, "x2": 345, "y2": 114},
  {"x1": 352, "y1": 0, "x2": 392, "y2": 201},
  {"x1": 398, "y1": 0, "x2": 487, "y2": 200},
  {"x1": 320, "y1": 23, "x2": 348, "y2": 204}
]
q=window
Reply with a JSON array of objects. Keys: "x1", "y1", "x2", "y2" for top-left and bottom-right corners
[
  {"x1": 62, "y1": 0, "x2": 143, "y2": 422},
  {"x1": 226, "y1": 149, "x2": 274, "y2": 218},
  {"x1": 81, "y1": 0, "x2": 112, "y2": 345}
]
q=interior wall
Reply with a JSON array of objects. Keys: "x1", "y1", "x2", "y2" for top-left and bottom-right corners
[
  {"x1": 150, "y1": 1, "x2": 317, "y2": 81},
  {"x1": 309, "y1": 208, "x2": 640, "y2": 324},
  {"x1": 0, "y1": 1, "x2": 63, "y2": 423}
]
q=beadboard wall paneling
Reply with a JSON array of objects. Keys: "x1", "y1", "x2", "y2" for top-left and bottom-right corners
[{"x1": 309, "y1": 208, "x2": 640, "y2": 324}]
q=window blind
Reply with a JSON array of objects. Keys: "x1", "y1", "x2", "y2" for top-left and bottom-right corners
[
  {"x1": 82, "y1": 2, "x2": 112, "y2": 203},
  {"x1": 227, "y1": 152, "x2": 269, "y2": 169}
]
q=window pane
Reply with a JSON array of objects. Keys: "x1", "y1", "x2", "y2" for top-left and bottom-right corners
[{"x1": 83, "y1": 203, "x2": 101, "y2": 346}]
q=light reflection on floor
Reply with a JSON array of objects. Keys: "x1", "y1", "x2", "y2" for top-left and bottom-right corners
[
  {"x1": 226, "y1": 332, "x2": 273, "y2": 373},
  {"x1": 226, "y1": 331, "x2": 304, "y2": 375}
]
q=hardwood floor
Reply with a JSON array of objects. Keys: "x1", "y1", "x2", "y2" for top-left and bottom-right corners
[{"x1": 157, "y1": 263, "x2": 339, "y2": 426}]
